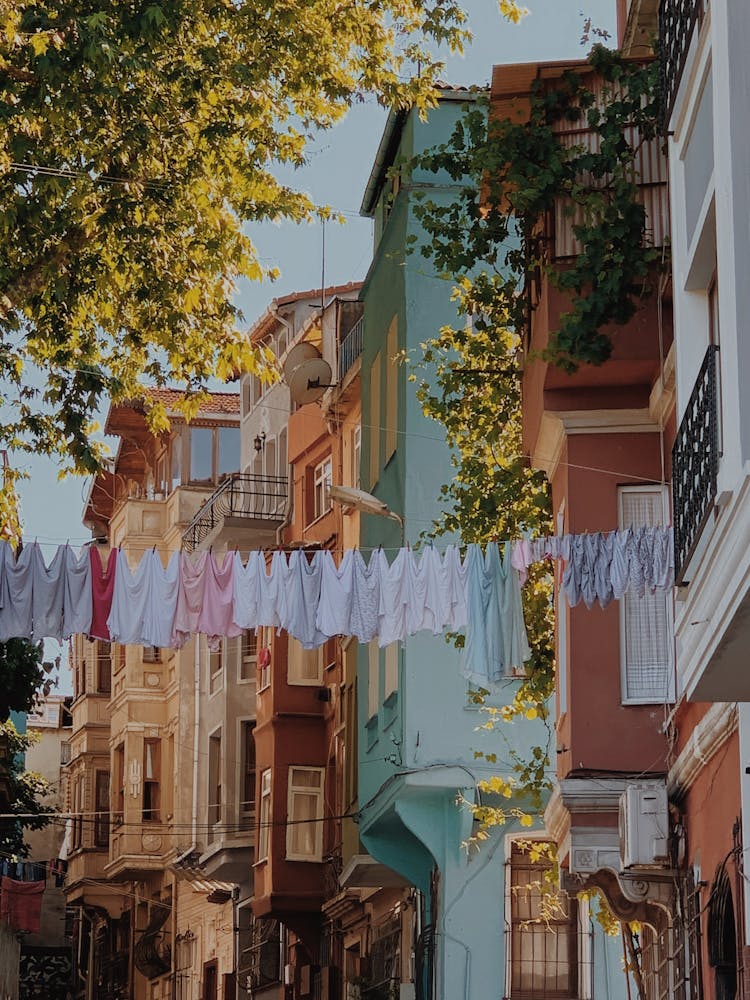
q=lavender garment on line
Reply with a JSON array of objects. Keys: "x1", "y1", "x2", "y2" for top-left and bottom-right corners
[
  {"x1": 256, "y1": 551, "x2": 286, "y2": 628},
  {"x1": 30, "y1": 542, "x2": 92, "y2": 640},
  {"x1": 172, "y1": 550, "x2": 209, "y2": 648},
  {"x1": 232, "y1": 549, "x2": 262, "y2": 631},
  {"x1": 0, "y1": 542, "x2": 33, "y2": 642},
  {"x1": 108, "y1": 548, "x2": 179, "y2": 648},
  {"x1": 197, "y1": 550, "x2": 243, "y2": 649},
  {"x1": 279, "y1": 549, "x2": 328, "y2": 649},
  {"x1": 348, "y1": 549, "x2": 380, "y2": 643},
  {"x1": 442, "y1": 544, "x2": 468, "y2": 631},
  {"x1": 316, "y1": 549, "x2": 354, "y2": 639},
  {"x1": 378, "y1": 548, "x2": 410, "y2": 648}
]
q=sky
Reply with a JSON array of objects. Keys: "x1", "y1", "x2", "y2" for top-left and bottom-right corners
[{"x1": 16, "y1": 0, "x2": 617, "y2": 551}]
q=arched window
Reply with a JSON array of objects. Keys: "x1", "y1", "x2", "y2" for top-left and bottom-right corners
[{"x1": 708, "y1": 862, "x2": 738, "y2": 1000}]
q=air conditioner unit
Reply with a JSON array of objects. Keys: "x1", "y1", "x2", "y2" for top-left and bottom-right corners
[
  {"x1": 619, "y1": 781, "x2": 670, "y2": 869},
  {"x1": 284, "y1": 963, "x2": 295, "y2": 986}
]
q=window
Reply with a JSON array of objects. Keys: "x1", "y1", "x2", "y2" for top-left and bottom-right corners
[
  {"x1": 246, "y1": 917, "x2": 282, "y2": 991},
  {"x1": 208, "y1": 730, "x2": 222, "y2": 829},
  {"x1": 187, "y1": 425, "x2": 240, "y2": 484},
  {"x1": 369, "y1": 352, "x2": 381, "y2": 488},
  {"x1": 258, "y1": 629, "x2": 271, "y2": 691},
  {"x1": 240, "y1": 721, "x2": 256, "y2": 816},
  {"x1": 209, "y1": 639, "x2": 224, "y2": 695},
  {"x1": 368, "y1": 639, "x2": 379, "y2": 719},
  {"x1": 312, "y1": 457, "x2": 332, "y2": 521},
  {"x1": 286, "y1": 767, "x2": 324, "y2": 861},
  {"x1": 143, "y1": 739, "x2": 161, "y2": 822},
  {"x1": 258, "y1": 769, "x2": 271, "y2": 861},
  {"x1": 351, "y1": 424, "x2": 361, "y2": 488},
  {"x1": 384, "y1": 643, "x2": 398, "y2": 699},
  {"x1": 287, "y1": 638, "x2": 323, "y2": 686},
  {"x1": 143, "y1": 645, "x2": 161, "y2": 664},
  {"x1": 171, "y1": 437, "x2": 182, "y2": 490},
  {"x1": 96, "y1": 641, "x2": 112, "y2": 694},
  {"x1": 618, "y1": 486, "x2": 675, "y2": 704},
  {"x1": 240, "y1": 630, "x2": 257, "y2": 682},
  {"x1": 508, "y1": 841, "x2": 578, "y2": 999},
  {"x1": 72, "y1": 777, "x2": 83, "y2": 850},
  {"x1": 385, "y1": 317, "x2": 398, "y2": 461},
  {"x1": 94, "y1": 771, "x2": 110, "y2": 847},
  {"x1": 114, "y1": 744, "x2": 125, "y2": 822},
  {"x1": 218, "y1": 426, "x2": 240, "y2": 477},
  {"x1": 114, "y1": 643, "x2": 126, "y2": 673},
  {"x1": 190, "y1": 427, "x2": 213, "y2": 482}
]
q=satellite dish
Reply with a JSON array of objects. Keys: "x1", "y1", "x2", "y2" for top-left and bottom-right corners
[
  {"x1": 287, "y1": 356, "x2": 334, "y2": 405},
  {"x1": 283, "y1": 342, "x2": 320, "y2": 382}
]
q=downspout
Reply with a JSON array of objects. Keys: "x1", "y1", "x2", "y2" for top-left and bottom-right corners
[
  {"x1": 175, "y1": 635, "x2": 201, "y2": 864},
  {"x1": 269, "y1": 305, "x2": 294, "y2": 347}
]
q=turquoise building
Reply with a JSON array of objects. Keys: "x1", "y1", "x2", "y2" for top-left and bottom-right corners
[{"x1": 355, "y1": 93, "x2": 628, "y2": 1000}]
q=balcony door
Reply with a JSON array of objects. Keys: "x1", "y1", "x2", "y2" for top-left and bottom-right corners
[{"x1": 203, "y1": 960, "x2": 218, "y2": 1000}]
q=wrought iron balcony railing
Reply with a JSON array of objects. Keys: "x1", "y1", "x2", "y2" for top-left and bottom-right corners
[
  {"x1": 182, "y1": 473, "x2": 289, "y2": 551},
  {"x1": 339, "y1": 316, "x2": 364, "y2": 381},
  {"x1": 672, "y1": 344, "x2": 719, "y2": 584},
  {"x1": 659, "y1": 0, "x2": 707, "y2": 128}
]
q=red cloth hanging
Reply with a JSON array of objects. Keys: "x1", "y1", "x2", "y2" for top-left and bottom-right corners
[
  {"x1": 0, "y1": 877, "x2": 45, "y2": 933},
  {"x1": 89, "y1": 546, "x2": 118, "y2": 641}
]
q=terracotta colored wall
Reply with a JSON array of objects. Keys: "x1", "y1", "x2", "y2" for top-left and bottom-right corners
[{"x1": 553, "y1": 431, "x2": 670, "y2": 777}]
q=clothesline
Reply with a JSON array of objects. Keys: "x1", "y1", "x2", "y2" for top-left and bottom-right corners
[{"x1": 0, "y1": 531, "x2": 674, "y2": 686}]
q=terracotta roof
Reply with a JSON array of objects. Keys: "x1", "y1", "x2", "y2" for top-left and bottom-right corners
[{"x1": 139, "y1": 388, "x2": 240, "y2": 415}]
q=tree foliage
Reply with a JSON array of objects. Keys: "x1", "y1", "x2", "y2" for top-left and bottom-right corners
[
  {"x1": 0, "y1": 720, "x2": 55, "y2": 858},
  {"x1": 0, "y1": 639, "x2": 46, "y2": 721},
  {"x1": 0, "y1": 0, "x2": 481, "y2": 473}
]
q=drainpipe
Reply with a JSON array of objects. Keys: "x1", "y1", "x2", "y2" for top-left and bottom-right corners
[
  {"x1": 175, "y1": 636, "x2": 201, "y2": 864},
  {"x1": 269, "y1": 305, "x2": 294, "y2": 348}
]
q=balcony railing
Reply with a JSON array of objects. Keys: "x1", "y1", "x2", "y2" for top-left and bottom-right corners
[
  {"x1": 339, "y1": 316, "x2": 364, "y2": 381},
  {"x1": 659, "y1": 0, "x2": 707, "y2": 128},
  {"x1": 182, "y1": 473, "x2": 289, "y2": 551},
  {"x1": 672, "y1": 344, "x2": 719, "y2": 584}
]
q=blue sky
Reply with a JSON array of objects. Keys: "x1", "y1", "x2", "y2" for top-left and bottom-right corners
[{"x1": 17, "y1": 0, "x2": 617, "y2": 548}]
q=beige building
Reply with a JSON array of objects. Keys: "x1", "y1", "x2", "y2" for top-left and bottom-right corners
[{"x1": 66, "y1": 390, "x2": 250, "y2": 1000}]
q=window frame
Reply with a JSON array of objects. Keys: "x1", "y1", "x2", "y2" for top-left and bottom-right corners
[
  {"x1": 96, "y1": 640, "x2": 112, "y2": 694},
  {"x1": 312, "y1": 456, "x2": 333, "y2": 522},
  {"x1": 239, "y1": 720, "x2": 256, "y2": 818},
  {"x1": 505, "y1": 838, "x2": 581, "y2": 1000},
  {"x1": 208, "y1": 638, "x2": 224, "y2": 696},
  {"x1": 94, "y1": 770, "x2": 110, "y2": 847},
  {"x1": 208, "y1": 728, "x2": 222, "y2": 830},
  {"x1": 285, "y1": 765, "x2": 325, "y2": 862},
  {"x1": 287, "y1": 638, "x2": 324, "y2": 687},
  {"x1": 142, "y1": 738, "x2": 161, "y2": 823},
  {"x1": 351, "y1": 424, "x2": 361, "y2": 489},
  {"x1": 239, "y1": 630, "x2": 258, "y2": 683},
  {"x1": 257, "y1": 628, "x2": 271, "y2": 692},
  {"x1": 257, "y1": 769, "x2": 272, "y2": 862},
  {"x1": 617, "y1": 485, "x2": 675, "y2": 706}
]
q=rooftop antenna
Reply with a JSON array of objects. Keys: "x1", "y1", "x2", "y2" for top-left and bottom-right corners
[{"x1": 321, "y1": 219, "x2": 326, "y2": 310}]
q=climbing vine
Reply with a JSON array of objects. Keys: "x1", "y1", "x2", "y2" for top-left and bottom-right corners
[{"x1": 407, "y1": 49, "x2": 661, "y2": 839}]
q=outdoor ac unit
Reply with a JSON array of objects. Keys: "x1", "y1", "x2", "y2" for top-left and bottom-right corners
[
  {"x1": 284, "y1": 963, "x2": 295, "y2": 986},
  {"x1": 619, "y1": 781, "x2": 669, "y2": 869}
]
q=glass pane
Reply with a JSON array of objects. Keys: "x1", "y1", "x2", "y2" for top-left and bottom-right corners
[
  {"x1": 190, "y1": 427, "x2": 213, "y2": 481},
  {"x1": 289, "y1": 791, "x2": 318, "y2": 856},
  {"x1": 291, "y1": 768, "x2": 322, "y2": 788},
  {"x1": 171, "y1": 437, "x2": 182, "y2": 488},
  {"x1": 218, "y1": 426, "x2": 240, "y2": 475}
]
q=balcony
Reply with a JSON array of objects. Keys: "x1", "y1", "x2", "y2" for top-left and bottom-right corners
[
  {"x1": 672, "y1": 345, "x2": 719, "y2": 584},
  {"x1": 658, "y1": 0, "x2": 707, "y2": 127},
  {"x1": 339, "y1": 316, "x2": 364, "y2": 381},
  {"x1": 181, "y1": 473, "x2": 289, "y2": 552}
]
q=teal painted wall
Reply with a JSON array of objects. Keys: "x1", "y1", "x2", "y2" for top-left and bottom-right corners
[{"x1": 356, "y1": 97, "x2": 629, "y2": 1000}]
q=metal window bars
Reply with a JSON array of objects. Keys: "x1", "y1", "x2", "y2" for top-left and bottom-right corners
[
  {"x1": 672, "y1": 344, "x2": 719, "y2": 584},
  {"x1": 181, "y1": 473, "x2": 289, "y2": 551}
]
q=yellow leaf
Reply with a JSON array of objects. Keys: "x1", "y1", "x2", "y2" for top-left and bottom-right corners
[
  {"x1": 520, "y1": 814, "x2": 534, "y2": 828},
  {"x1": 525, "y1": 707, "x2": 538, "y2": 720},
  {"x1": 29, "y1": 33, "x2": 50, "y2": 56}
]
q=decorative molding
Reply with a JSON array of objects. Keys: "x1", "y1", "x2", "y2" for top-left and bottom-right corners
[
  {"x1": 668, "y1": 700, "x2": 738, "y2": 795},
  {"x1": 532, "y1": 409, "x2": 658, "y2": 477}
]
